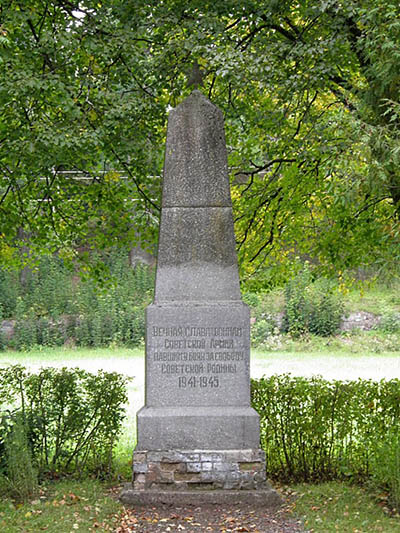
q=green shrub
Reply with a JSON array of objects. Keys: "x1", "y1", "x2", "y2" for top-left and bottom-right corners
[
  {"x1": 250, "y1": 317, "x2": 278, "y2": 347},
  {"x1": 283, "y1": 268, "x2": 343, "y2": 336},
  {"x1": 4, "y1": 250, "x2": 153, "y2": 350},
  {"x1": 369, "y1": 428, "x2": 400, "y2": 510},
  {"x1": 251, "y1": 374, "x2": 400, "y2": 484},
  {"x1": 378, "y1": 311, "x2": 400, "y2": 333},
  {"x1": 0, "y1": 413, "x2": 38, "y2": 501},
  {"x1": 243, "y1": 291, "x2": 283, "y2": 347},
  {"x1": 242, "y1": 292, "x2": 261, "y2": 308},
  {"x1": 0, "y1": 365, "x2": 130, "y2": 478},
  {"x1": 0, "y1": 268, "x2": 18, "y2": 318}
]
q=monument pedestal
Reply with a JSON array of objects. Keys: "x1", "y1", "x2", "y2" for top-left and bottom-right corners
[
  {"x1": 120, "y1": 447, "x2": 281, "y2": 507},
  {"x1": 136, "y1": 406, "x2": 260, "y2": 450},
  {"x1": 120, "y1": 486, "x2": 283, "y2": 508}
]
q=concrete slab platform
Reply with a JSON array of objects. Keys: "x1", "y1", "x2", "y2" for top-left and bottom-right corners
[{"x1": 119, "y1": 484, "x2": 283, "y2": 508}]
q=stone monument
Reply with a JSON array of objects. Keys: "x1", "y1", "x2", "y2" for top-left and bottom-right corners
[{"x1": 120, "y1": 90, "x2": 281, "y2": 506}]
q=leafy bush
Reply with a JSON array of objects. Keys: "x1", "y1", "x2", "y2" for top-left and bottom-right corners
[
  {"x1": 0, "y1": 269, "x2": 18, "y2": 318},
  {"x1": 1, "y1": 250, "x2": 154, "y2": 350},
  {"x1": 251, "y1": 374, "x2": 400, "y2": 485},
  {"x1": 0, "y1": 413, "x2": 38, "y2": 501},
  {"x1": 0, "y1": 365, "x2": 130, "y2": 478},
  {"x1": 250, "y1": 317, "x2": 278, "y2": 347},
  {"x1": 283, "y1": 267, "x2": 343, "y2": 336},
  {"x1": 378, "y1": 311, "x2": 400, "y2": 333},
  {"x1": 242, "y1": 292, "x2": 261, "y2": 309},
  {"x1": 243, "y1": 291, "x2": 282, "y2": 347},
  {"x1": 369, "y1": 428, "x2": 400, "y2": 510}
]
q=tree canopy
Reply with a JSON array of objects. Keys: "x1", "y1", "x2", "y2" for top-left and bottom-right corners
[{"x1": 0, "y1": 0, "x2": 399, "y2": 285}]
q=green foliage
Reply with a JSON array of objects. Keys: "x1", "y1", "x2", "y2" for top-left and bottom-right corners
[
  {"x1": 0, "y1": 269, "x2": 18, "y2": 317},
  {"x1": 0, "y1": 365, "x2": 130, "y2": 478},
  {"x1": 1, "y1": 251, "x2": 154, "y2": 350},
  {"x1": 250, "y1": 317, "x2": 278, "y2": 347},
  {"x1": 283, "y1": 268, "x2": 343, "y2": 336},
  {"x1": 369, "y1": 428, "x2": 400, "y2": 510},
  {"x1": 377, "y1": 311, "x2": 400, "y2": 333},
  {"x1": 251, "y1": 374, "x2": 400, "y2": 488},
  {"x1": 244, "y1": 290, "x2": 282, "y2": 347},
  {"x1": 0, "y1": 413, "x2": 38, "y2": 501},
  {"x1": 0, "y1": 1, "x2": 399, "y2": 285}
]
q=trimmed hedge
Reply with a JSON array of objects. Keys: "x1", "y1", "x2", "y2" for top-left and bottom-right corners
[{"x1": 251, "y1": 374, "x2": 400, "y2": 482}]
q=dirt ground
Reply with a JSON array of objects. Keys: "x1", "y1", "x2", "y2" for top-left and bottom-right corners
[{"x1": 113, "y1": 489, "x2": 306, "y2": 533}]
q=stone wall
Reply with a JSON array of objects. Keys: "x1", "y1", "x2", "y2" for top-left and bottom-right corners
[{"x1": 133, "y1": 449, "x2": 266, "y2": 491}]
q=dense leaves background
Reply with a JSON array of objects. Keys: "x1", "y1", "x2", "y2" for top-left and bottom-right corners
[{"x1": 1, "y1": 1, "x2": 399, "y2": 285}]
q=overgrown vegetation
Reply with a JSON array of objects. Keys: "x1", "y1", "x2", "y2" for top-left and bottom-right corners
[
  {"x1": 282, "y1": 267, "x2": 344, "y2": 337},
  {"x1": 0, "y1": 364, "x2": 129, "y2": 497},
  {"x1": 251, "y1": 374, "x2": 400, "y2": 509},
  {"x1": 1, "y1": 256, "x2": 399, "y2": 351},
  {"x1": 0, "y1": 251, "x2": 153, "y2": 350},
  {"x1": 0, "y1": 413, "x2": 38, "y2": 501}
]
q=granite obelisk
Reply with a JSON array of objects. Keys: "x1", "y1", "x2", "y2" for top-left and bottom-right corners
[{"x1": 121, "y1": 90, "x2": 281, "y2": 505}]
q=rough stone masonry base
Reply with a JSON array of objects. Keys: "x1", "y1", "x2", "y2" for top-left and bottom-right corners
[
  {"x1": 134, "y1": 449, "x2": 267, "y2": 491},
  {"x1": 119, "y1": 448, "x2": 282, "y2": 508}
]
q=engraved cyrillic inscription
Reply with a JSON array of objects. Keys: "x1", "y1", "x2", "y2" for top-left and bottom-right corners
[
  {"x1": 153, "y1": 326, "x2": 243, "y2": 337},
  {"x1": 150, "y1": 323, "x2": 246, "y2": 392}
]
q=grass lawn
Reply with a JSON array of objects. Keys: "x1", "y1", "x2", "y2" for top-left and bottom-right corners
[
  {"x1": 0, "y1": 479, "x2": 121, "y2": 532},
  {"x1": 289, "y1": 482, "x2": 400, "y2": 532},
  {"x1": 1, "y1": 340, "x2": 399, "y2": 389}
]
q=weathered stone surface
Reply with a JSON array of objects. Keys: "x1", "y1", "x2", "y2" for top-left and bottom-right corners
[
  {"x1": 155, "y1": 207, "x2": 241, "y2": 302},
  {"x1": 130, "y1": 449, "x2": 268, "y2": 492},
  {"x1": 136, "y1": 406, "x2": 260, "y2": 450},
  {"x1": 0, "y1": 320, "x2": 15, "y2": 341},
  {"x1": 120, "y1": 486, "x2": 283, "y2": 508},
  {"x1": 144, "y1": 303, "x2": 251, "y2": 408},
  {"x1": 162, "y1": 90, "x2": 231, "y2": 208}
]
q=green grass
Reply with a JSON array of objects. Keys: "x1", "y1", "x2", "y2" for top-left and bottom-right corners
[
  {"x1": 0, "y1": 346, "x2": 143, "y2": 365},
  {"x1": 0, "y1": 479, "x2": 121, "y2": 532},
  {"x1": 344, "y1": 282, "x2": 400, "y2": 315},
  {"x1": 290, "y1": 481, "x2": 400, "y2": 532}
]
